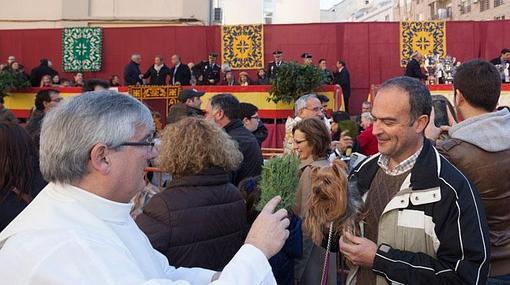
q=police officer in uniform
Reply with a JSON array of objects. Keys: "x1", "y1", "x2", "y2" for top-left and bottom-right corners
[
  {"x1": 301, "y1": 52, "x2": 313, "y2": 65},
  {"x1": 197, "y1": 52, "x2": 221, "y2": 85},
  {"x1": 267, "y1": 50, "x2": 284, "y2": 81}
]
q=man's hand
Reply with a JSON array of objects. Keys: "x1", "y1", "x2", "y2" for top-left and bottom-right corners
[
  {"x1": 335, "y1": 131, "x2": 353, "y2": 153},
  {"x1": 245, "y1": 196, "x2": 290, "y2": 259},
  {"x1": 425, "y1": 108, "x2": 451, "y2": 142},
  {"x1": 339, "y1": 232, "x2": 378, "y2": 268}
]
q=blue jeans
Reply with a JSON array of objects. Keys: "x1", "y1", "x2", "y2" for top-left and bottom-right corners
[{"x1": 488, "y1": 275, "x2": 510, "y2": 285}]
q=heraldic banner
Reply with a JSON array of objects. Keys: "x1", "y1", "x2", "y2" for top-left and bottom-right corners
[
  {"x1": 400, "y1": 21, "x2": 446, "y2": 67},
  {"x1": 62, "y1": 27, "x2": 103, "y2": 72},
  {"x1": 222, "y1": 24, "x2": 264, "y2": 70}
]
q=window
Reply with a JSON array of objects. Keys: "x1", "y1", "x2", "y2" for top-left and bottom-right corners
[
  {"x1": 460, "y1": 0, "x2": 472, "y2": 14},
  {"x1": 263, "y1": 0, "x2": 274, "y2": 24},
  {"x1": 429, "y1": 2, "x2": 435, "y2": 18},
  {"x1": 385, "y1": 15, "x2": 390, "y2": 21},
  {"x1": 480, "y1": 0, "x2": 490, "y2": 11},
  {"x1": 494, "y1": 0, "x2": 504, "y2": 7},
  {"x1": 495, "y1": 15, "x2": 506, "y2": 19}
]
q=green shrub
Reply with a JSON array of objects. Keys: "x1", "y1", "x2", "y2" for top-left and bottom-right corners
[
  {"x1": 0, "y1": 70, "x2": 31, "y2": 97},
  {"x1": 268, "y1": 62, "x2": 327, "y2": 104}
]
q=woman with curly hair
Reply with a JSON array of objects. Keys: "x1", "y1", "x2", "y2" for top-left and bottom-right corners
[{"x1": 136, "y1": 117, "x2": 248, "y2": 271}]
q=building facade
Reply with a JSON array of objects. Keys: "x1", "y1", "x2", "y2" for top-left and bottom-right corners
[
  {"x1": 321, "y1": 0, "x2": 394, "y2": 22},
  {"x1": 220, "y1": 0, "x2": 320, "y2": 25},
  {"x1": 0, "y1": 0, "x2": 321, "y2": 29},
  {"x1": 0, "y1": 0, "x2": 211, "y2": 29},
  {"x1": 393, "y1": 0, "x2": 510, "y2": 20}
]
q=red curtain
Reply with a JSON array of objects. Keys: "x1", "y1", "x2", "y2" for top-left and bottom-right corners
[{"x1": 1, "y1": 20, "x2": 509, "y2": 115}]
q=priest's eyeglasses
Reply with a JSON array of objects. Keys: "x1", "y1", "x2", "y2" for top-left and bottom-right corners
[{"x1": 119, "y1": 132, "x2": 159, "y2": 155}]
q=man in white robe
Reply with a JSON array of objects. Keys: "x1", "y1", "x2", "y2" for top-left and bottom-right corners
[{"x1": 0, "y1": 91, "x2": 290, "y2": 285}]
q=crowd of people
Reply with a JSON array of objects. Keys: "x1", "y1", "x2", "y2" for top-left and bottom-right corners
[
  {"x1": 0, "y1": 56, "x2": 509, "y2": 285},
  {"x1": 0, "y1": 51, "x2": 353, "y2": 110}
]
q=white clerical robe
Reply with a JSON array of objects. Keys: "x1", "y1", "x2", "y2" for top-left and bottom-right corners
[{"x1": 0, "y1": 182, "x2": 276, "y2": 285}]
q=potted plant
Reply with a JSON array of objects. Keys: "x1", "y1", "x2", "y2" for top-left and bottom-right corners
[
  {"x1": 0, "y1": 69, "x2": 31, "y2": 98},
  {"x1": 267, "y1": 62, "x2": 327, "y2": 104}
]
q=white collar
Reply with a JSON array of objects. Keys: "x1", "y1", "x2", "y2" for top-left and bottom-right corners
[{"x1": 54, "y1": 183, "x2": 133, "y2": 224}]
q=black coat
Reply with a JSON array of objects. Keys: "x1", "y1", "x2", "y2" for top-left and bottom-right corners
[
  {"x1": 0, "y1": 157, "x2": 47, "y2": 231},
  {"x1": 404, "y1": 58, "x2": 427, "y2": 80},
  {"x1": 196, "y1": 61, "x2": 221, "y2": 85},
  {"x1": 267, "y1": 61, "x2": 284, "y2": 80},
  {"x1": 25, "y1": 110, "x2": 45, "y2": 150},
  {"x1": 136, "y1": 167, "x2": 247, "y2": 271},
  {"x1": 142, "y1": 64, "x2": 171, "y2": 85},
  {"x1": 334, "y1": 67, "x2": 351, "y2": 99},
  {"x1": 29, "y1": 64, "x2": 58, "y2": 87},
  {"x1": 252, "y1": 121, "x2": 268, "y2": 146},
  {"x1": 123, "y1": 61, "x2": 143, "y2": 85},
  {"x1": 169, "y1": 64, "x2": 191, "y2": 86},
  {"x1": 224, "y1": 119, "x2": 263, "y2": 185},
  {"x1": 490, "y1": 57, "x2": 504, "y2": 65}
]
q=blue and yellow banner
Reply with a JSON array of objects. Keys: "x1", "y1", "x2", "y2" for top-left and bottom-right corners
[
  {"x1": 221, "y1": 24, "x2": 264, "y2": 70},
  {"x1": 400, "y1": 21, "x2": 446, "y2": 67}
]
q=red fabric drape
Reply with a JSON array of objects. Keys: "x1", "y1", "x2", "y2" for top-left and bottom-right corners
[{"x1": 1, "y1": 20, "x2": 509, "y2": 114}]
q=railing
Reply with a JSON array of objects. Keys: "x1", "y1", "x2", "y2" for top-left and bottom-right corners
[{"x1": 261, "y1": 147, "x2": 284, "y2": 159}]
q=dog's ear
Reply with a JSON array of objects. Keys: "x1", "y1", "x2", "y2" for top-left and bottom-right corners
[{"x1": 330, "y1": 160, "x2": 347, "y2": 178}]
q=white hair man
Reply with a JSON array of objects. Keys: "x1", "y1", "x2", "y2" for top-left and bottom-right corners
[
  {"x1": 0, "y1": 91, "x2": 290, "y2": 284},
  {"x1": 283, "y1": 94, "x2": 323, "y2": 154}
]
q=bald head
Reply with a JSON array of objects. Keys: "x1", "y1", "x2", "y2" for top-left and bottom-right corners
[{"x1": 131, "y1": 54, "x2": 141, "y2": 64}]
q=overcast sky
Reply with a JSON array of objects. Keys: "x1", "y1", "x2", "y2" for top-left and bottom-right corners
[{"x1": 320, "y1": 0, "x2": 341, "y2": 9}]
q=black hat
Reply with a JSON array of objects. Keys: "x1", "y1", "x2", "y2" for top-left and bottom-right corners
[
  {"x1": 178, "y1": 89, "x2": 205, "y2": 103},
  {"x1": 272, "y1": 50, "x2": 283, "y2": 55},
  {"x1": 209, "y1": 52, "x2": 218, "y2": 58},
  {"x1": 301, "y1": 53, "x2": 313, "y2": 59}
]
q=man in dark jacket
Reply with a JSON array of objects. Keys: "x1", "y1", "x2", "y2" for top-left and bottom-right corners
[
  {"x1": 427, "y1": 60, "x2": 510, "y2": 283},
  {"x1": 0, "y1": 97, "x2": 18, "y2": 124},
  {"x1": 205, "y1": 94, "x2": 263, "y2": 185},
  {"x1": 123, "y1": 54, "x2": 143, "y2": 85},
  {"x1": 490, "y1": 48, "x2": 510, "y2": 65},
  {"x1": 196, "y1": 52, "x2": 221, "y2": 85},
  {"x1": 490, "y1": 48, "x2": 510, "y2": 82},
  {"x1": 267, "y1": 50, "x2": 284, "y2": 80},
  {"x1": 333, "y1": 60, "x2": 351, "y2": 112},
  {"x1": 29, "y1": 59, "x2": 58, "y2": 87},
  {"x1": 25, "y1": 89, "x2": 63, "y2": 149},
  {"x1": 404, "y1": 52, "x2": 427, "y2": 81},
  {"x1": 240, "y1": 102, "x2": 268, "y2": 146},
  {"x1": 169, "y1": 54, "x2": 191, "y2": 85},
  {"x1": 177, "y1": 88, "x2": 205, "y2": 116},
  {"x1": 340, "y1": 76, "x2": 490, "y2": 285}
]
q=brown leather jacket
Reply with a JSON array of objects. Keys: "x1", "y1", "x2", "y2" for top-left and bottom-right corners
[{"x1": 437, "y1": 139, "x2": 510, "y2": 276}]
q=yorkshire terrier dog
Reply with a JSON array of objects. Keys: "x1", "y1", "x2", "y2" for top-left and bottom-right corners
[{"x1": 304, "y1": 160, "x2": 363, "y2": 246}]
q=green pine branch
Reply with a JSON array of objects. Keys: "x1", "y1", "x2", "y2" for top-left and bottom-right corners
[{"x1": 257, "y1": 155, "x2": 301, "y2": 211}]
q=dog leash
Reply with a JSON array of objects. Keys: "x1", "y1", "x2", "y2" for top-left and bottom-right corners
[{"x1": 320, "y1": 221, "x2": 334, "y2": 285}]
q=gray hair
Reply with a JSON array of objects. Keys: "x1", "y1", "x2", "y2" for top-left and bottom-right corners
[
  {"x1": 379, "y1": 76, "x2": 432, "y2": 125},
  {"x1": 40, "y1": 91, "x2": 154, "y2": 184},
  {"x1": 361, "y1": 112, "x2": 374, "y2": 123},
  {"x1": 294, "y1": 94, "x2": 318, "y2": 117}
]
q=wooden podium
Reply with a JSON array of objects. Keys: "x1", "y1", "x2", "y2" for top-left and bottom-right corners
[{"x1": 128, "y1": 86, "x2": 180, "y2": 125}]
